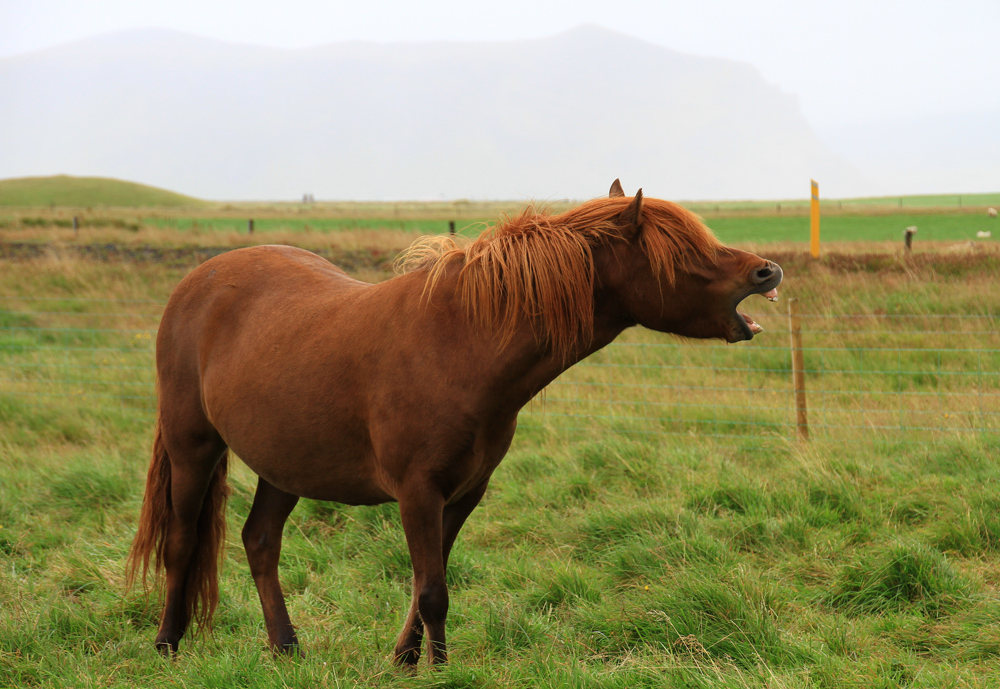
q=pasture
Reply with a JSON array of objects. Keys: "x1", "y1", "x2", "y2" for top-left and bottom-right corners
[
  {"x1": 0, "y1": 180, "x2": 998, "y2": 251},
  {"x1": 1, "y1": 199, "x2": 1000, "y2": 688},
  {"x1": 3, "y1": 210, "x2": 993, "y2": 245}
]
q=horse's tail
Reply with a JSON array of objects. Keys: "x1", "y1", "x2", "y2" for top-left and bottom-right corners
[{"x1": 126, "y1": 417, "x2": 230, "y2": 630}]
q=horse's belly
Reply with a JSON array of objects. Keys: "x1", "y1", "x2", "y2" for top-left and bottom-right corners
[
  {"x1": 215, "y1": 399, "x2": 392, "y2": 504},
  {"x1": 233, "y1": 441, "x2": 394, "y2": 505}
]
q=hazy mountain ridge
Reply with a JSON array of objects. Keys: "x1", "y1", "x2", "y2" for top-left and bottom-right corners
[{"x1": 0, "y1": 26, "x2": 870, "y2": 200}]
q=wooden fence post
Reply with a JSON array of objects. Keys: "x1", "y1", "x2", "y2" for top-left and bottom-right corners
[
  {"x1": 248, "y1": 219, "x2": 254, "y2": 235},
  {"x1": 449, "y1": 221, "x2": 456, "y2": 235},
  {"x1": 789, "y1": 297, "x2": 809, "y2": 440}
]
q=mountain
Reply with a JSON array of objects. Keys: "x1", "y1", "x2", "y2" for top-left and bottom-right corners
[{"x1": 0, "y1": 26, "x2": 868, "y2": 201}]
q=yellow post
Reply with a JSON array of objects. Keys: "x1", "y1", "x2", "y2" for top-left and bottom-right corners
[{"x1": 810, "y1": 179, "x2": 820, "y2": 258}]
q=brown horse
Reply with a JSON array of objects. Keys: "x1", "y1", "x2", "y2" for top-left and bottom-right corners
[{"x1": 127, "y1": 180, "x2": 782, "y2": 664}]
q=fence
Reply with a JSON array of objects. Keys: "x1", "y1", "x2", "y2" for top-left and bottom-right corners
[
  {"x1": 521, "y1": 312, "x2": 999, "y2": 442},
  {"x1": 1, "y1": 295, "x2": 998, "y2": 442}
]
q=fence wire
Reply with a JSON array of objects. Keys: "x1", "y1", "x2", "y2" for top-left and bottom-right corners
[{"x1": 1, "y1": 294, "x2": 997, "y2": 441}]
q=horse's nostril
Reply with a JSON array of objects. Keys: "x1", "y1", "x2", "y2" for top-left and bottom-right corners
[{"x1": 754, "y1": 264, "x2": 774, "y2": 283}]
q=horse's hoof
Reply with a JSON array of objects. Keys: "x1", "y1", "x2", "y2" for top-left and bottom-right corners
[
  {"x1": 275, "y1": 643, "x2": 304, "y2": 659},
  {"x1": 392, "y1": 647, "x2": 420, "y2": 668},
  {"x1": 154, "y1": 640, "x2": 177, "y2": 658},
  {"x1": 428, "y1": 641, "x2": 448, "y2": 666}
]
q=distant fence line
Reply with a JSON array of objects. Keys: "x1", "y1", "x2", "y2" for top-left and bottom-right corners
[{"x1": 1, "y1": 295, "x2": 998, "y2": 442}]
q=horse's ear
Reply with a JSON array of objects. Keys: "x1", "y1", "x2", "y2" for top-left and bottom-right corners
[
  {"x1": 618, "y1": 188, "x2": 643, "y2": 238},
  {"x1": 609, "y1": 178, "x2": 625, "y2": 198}
]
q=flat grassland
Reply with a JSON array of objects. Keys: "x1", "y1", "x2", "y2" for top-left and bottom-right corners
[
  {"x1": 1, "y1": 198, "x2": 1000, "y2": 688},
  {"x1": 0, "y1": 176, "x2": 997, "y2": 250}
]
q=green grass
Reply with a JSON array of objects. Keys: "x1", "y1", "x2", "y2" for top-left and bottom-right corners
[
  {"x1": 2, "y1": 181, "x2": 998, "y2": 250},
  {"x1": 2, "y1": 210, "x2": 996, "y2": 255},
  {"x1": 838, "y1": 191, "x2": 1000, "y2": 209},
  {"x1": 0, "y1": 175, "x2": 207, "y2": 208},
  {"x1": 706, "y1": 212, "x2": 997, "y2": 244},
  {"x1": 4, "y1": 424, "x2": 1000, "y2": 687},
  {"x1": 2, "y1": 173, "x2": 996, "y2": 214},
  {"x1": 683, "y1": 191, "x2": 1000, "y2": 215},
  {"x1": 1, "y1": 236, "x2": 1000, "y2": 687}
]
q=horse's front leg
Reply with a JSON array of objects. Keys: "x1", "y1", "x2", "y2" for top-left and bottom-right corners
[
  {"x1": 393, "y1": 479, "x2": 489, "y2": 666},
  {"x1": 394, "y1": 485, "x2": 449, "y2": 666}
]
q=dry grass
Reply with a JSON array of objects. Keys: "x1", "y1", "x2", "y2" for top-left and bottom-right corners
[{"x1": 0, "y1": 226, "x2": 423, "y2": 253}]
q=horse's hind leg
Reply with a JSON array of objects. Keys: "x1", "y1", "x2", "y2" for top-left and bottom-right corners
[
  {"x1": 155, "y1": 433, "x2": 229, "y2": 654},
  {"x1": 241, "y1": 477, "x2": 301, "y2": 654}
]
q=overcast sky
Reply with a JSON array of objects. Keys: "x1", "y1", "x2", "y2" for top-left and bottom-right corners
[{"x1": 2, "y1": 0, "x2": 998, "y2": 129}]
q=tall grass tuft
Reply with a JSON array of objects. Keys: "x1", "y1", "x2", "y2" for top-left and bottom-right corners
[
  {"x1": 687, "y1": 484, "x2": 767, "y2": 516},
  {"x1": 826, "y1": 539, "x2": 972, "y2": 616},
  {"x1": 526, "y1": 564, "x2": 602, "y2": 611},
  {"x1": 931, "y1": 494, "x2": 1000, "y2": 555},
  {"x1": 579, "y1": 574, "x2": 812, "y2": 671},
  {"x1": 480, "y1": 599, "x2": 545, "y2": 657}
]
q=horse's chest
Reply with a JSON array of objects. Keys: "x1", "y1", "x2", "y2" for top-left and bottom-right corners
[{"x1": 445, "y1": 422, "x2": 517, "y2": 501}]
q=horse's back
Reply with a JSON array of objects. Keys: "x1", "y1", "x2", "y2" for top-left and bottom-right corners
[
  {"x1": 158, "y1": 244, "x2": 367, "y2": 379},
  {"x1": 171, "y1": 244, "x2": 362, "y2": 306}
]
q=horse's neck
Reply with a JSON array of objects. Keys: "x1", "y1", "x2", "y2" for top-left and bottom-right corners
[
  {"x1": 398, "y1": 259, "x2": 631, "y2": 414},
  {"x1": 468, "y1": 286, "x2": 630, "y2": 414}
]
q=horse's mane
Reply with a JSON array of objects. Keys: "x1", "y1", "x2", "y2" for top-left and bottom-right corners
[{"x1": 395, "y1": 196, "x2": 721, "y2": 359}]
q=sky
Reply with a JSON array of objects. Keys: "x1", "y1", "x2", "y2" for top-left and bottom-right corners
[{"x1": 2, "y1": 0, "x2": 999, "y2": 129}]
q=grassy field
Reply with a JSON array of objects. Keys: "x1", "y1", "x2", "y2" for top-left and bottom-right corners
[
  {"x1": 709, "y1": 213, "x2": 995, "y2": 244},
  {"x1": 682, "y1": 191, "x2": 1000, "y2": 215},
  {"x1": 1, "y1": 175, "x2": 998, "y2": 252},
  {"x1": 3, "y1": 173, "x2": 999, "y2": 212},
  {"x1": 0, "y1": 207, "x2": 997, "y2": 255},
  {"x1": 1, "y1": 215, "x2": 999, "y2": 688}
]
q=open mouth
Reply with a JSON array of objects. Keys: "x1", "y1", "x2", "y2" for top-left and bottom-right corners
[
  {"x1": 732, "y1": 262, "x2": 783, "y2": 342},
  {"x1": 736, "y1": 288, "x2": 779, "y2": 338}
]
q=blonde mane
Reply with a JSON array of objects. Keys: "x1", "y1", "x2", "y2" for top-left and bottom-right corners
[{"x1": 395, "y1": 196, "x2": 721, "y2": 359}]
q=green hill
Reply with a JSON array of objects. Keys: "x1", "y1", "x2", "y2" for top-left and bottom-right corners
[{"x1": 0, "y1": 175, "x2": 207, "y2": 207}]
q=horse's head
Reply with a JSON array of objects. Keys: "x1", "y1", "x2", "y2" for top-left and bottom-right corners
[{"x1": 602, "y1": 181, "x2": 782, "y2": 343}]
